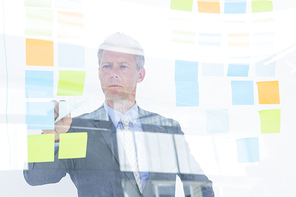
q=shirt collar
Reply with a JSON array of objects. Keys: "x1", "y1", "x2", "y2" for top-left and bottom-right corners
[{"x1": 103, "y1": 101, "x2": 139, "y2": 128}]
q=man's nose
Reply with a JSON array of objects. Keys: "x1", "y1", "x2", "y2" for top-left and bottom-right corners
[{"x1": 110, "y1": 68, "x2": 119, "y2": 79}]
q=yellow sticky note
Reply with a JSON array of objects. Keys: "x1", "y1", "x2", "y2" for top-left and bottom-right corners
[
  {"x1": 198, "y1": 1, "x2": 220, "y2": 14},
  {"x1": 259, "y1": 109, "x2": 281, "y2": 134},
  {"x1": 57, "y1": 70, "x2": 86, "y2": 96},
  {"x1": 257, "y1": 81, "x2": 280, "y2": 104},
  {"x1": 27, "y1": 134, "x2": 55, "y2": 163},
  {"x1": 58, "y1": 133, "x2": 88, "y2": 159},
  {"x1": 26, "y1": 38, "x2": 54, "y2": 66},
  {"x1": 57, "y1": 11, "x2": 84, "y2": 39}
]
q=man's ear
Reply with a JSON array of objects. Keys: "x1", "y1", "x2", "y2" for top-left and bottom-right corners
[{"x1": 137, "y1": 68, "x2": 145, "y2": 83}]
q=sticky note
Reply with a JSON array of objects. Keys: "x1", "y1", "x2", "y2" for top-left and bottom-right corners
[
  {"x1": 255, "y1": 55, "x2": 276, "y2": 77},
  {"x1": 172, "y1": 30, "x2": 196, "y2": 44},
  {"x1": 57, "y1": 70, "x2": 86, "y2": 96},
  {"x1": 224, "y1": 2, "x2": 246, "y2": 14},
  {"x1": 176, "y1": 82, "x2": 199, "y2": 106},
  {"x1": 58, "y1": 133, "x2": 87, "y2": 159},
  {"x1": 259, "y1": 109, "x2": 281, "y2": 134},
  {"x1": 26, "y1": 38, "x2": 54, "y2": 66},
  {"x1": 252, "y1": 1, "x2": 273, "y2": 13},
  {"x1": 25, "y1": 70, "x2": 53, "y2": 98},
  {"x1": 55, "y1": 0, "x2": 82, "y2": 10},
  {"x1": 231, "y1": 81, "x2": 254, "y2": 105},
  {"x1": 175, "y1": 60, "x2": 198, "y2": 82},
  {"x1": 58, "y1": 43, "x2": 85, "y2": 67},
  {"x1": 227, "y1": 64, "x2": 249, "y2": 77},
  {"x1": 198, "y1": 33, "x2": 222, "y2": 46},
  {"x1": 206, "y1": 109, "x2": 229, "y2": 134},
  {"x1": 27, "y1": 134, "x2": 55, "y2": 163},
  {"x1": 25, "y1": 0, "x2": 51, "y2": 8},
  {"x1": 170, "y1": 0, "x2": 193, "y2": 12},
  {"x1": 202, "y1": 63, "x2": 224, "y2": 76},
  {"x1": 26, "y1": 102, "x2": 54, "y2": 130},
  {"x1": 236, "y1": 137, "x2": 260, "y2": 163},
  {"x1": 55, "y1": 99, "x2": 85, "y2": 123},
  {"x1": 198, "y1": 1, "x2": 220, "y2": 14},
  {"x1": 25, "y1": 8, "x2": 53, "y2": 36},
  {"x1": 256, "y1": 81, "x2": 280, "y2": 104},
  {"x1": 228, "y1": 33, "x2": 249, "y2": 47},
  {"x1": 57, "y1": 11, "x2": 84, "y2": 39}
]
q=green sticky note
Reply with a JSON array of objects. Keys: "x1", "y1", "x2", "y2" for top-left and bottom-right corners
[
  {"x1": 27, "y1": 134, "x2": 55, "y2": 163},
  {"x1": 58, "y1": 133, "x2": 87, "y2": 159},
  {"x1": 25, "y1": 8, "x2": 53, "y2": 36},
  {"x1": 259, "y1": 109, "x2": 281, "y2": 134},
  {"x1": 25, "y1": 0, "x2": 51, "y2": 8},
  {"x1": 170, "y1": 0, "x2": 193, "y2": 12},
  {"x1": 252, "y1": 1, "x2": 273, "y2": 13},
  {"x1": 57, "y1": 70, "x2": 86, "y2": 96}
]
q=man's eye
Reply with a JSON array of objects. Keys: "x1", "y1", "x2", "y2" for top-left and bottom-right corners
[
  {"x1": 103, "y1": 65, "x2": 110, "y2": 69},
  {"x1": 121, "y1": 65, "x2": 128, "y2": 69}
]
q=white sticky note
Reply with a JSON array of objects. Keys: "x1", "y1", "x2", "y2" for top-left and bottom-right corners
[{"x1": 55, "y1": 99, "x2": 85, "y2": 123}]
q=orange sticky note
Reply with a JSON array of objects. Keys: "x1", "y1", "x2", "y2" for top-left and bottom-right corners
[
  {"x1": 198, "y1": 1, "x2": 220, "y2": 14},
  {"x1": 26, "y1": 38, "x2": 54, "y2": 67},
  {"x1": 256, "y1": 81, "x2": 280, "y2": 104}
]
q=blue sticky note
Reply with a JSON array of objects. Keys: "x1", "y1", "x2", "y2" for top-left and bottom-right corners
[
  {"x1": 231, "y1": 81, "x2": 254, "y2": 105},
  {"x1": 26, "y1": 102, "x2": 54, "y2": 130},
  {"x1": 236, "y1": 137, "x2": 260, "y2": 163},
  {"x1": 227, "y1": 64, "x2": 249, "y2": 77},
  {"x1": 175, "y1": 60, "x2": 198, "y2": 82},
  {"x1": 202, "y1": 63, "x2": 224, "y2": 76},
  {"x1": 25, "y1": 70, "x2": 53, "y2": 98},
  {"x1": 58, "y1": 43, "x2": 85, "y2": 67},
  {"x1": 255, "y1": 55, "x2": 276, "y2": 77},
  {"x1": 206, "y1": 109, "x2": 229, "y2": 134},
  {"x1": 224, "y1": 2, "x2": 246, "y2": 14},
  {"x1": 176, "y1": 81, "x2": 199, "y2": 106}
]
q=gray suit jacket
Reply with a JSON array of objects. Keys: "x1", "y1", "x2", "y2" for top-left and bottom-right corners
[{"x1": 24, "y1": 106, "x2": 214, "y2": 197}]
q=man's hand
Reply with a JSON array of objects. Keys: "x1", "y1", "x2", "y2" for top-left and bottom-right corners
[{"x1": 43, "y1": 100, "x2": 72, "y2": 142}]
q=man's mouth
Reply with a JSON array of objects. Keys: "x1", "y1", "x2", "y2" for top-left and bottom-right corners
[{"x1": 109, "y1": 84, "x2": 121, "y2": 87}]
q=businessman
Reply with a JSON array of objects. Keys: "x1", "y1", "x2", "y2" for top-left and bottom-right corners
[{"x1": 24, "y1": 33, "x2": 214, "y2": 197}]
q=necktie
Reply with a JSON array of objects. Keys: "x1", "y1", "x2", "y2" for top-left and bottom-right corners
[{"x1": 120, "y1": 115, "x2": 143, "y2": 193}]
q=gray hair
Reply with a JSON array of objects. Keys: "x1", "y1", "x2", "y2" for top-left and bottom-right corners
[{"x1": 97, "y1": 33, "x2": 145, "y2": 70}]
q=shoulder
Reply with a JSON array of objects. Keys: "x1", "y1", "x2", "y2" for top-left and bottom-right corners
[
  {"x1": 74, "y1": 105, "x2": 108, "y2": 121},
  {"x1": 138, "y1": 107, "x2": 180, "y2": 128}
]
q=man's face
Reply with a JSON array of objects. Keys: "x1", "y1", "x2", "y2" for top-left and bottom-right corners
[{"x1": 98, "y1": 50, "x2": 145, "y2": 102}]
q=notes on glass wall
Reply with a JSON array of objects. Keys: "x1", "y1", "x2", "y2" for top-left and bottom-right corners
[
  {"x1": 170, "y1": 0, "x2": 193, "y2": 12},
  {"x1": 172, "y1": 30, "x2": 196, "y2": 44},
  {"x1": 26, "y1": 38, "x2": 54, "y2": 66},
  {"x1": 57, "y1": 70, "x2": 86, "y2": 96},
  {"x1": 25, "y1": 8, "x2": 53, "y2": 37},
  {"x1": 228, "y1": 33, "x2": 249, "y2": 47},
  {"x1": 198, "y1": 33, "x2": 222, "y2": 46},
  {"x1": 231, "y1": 81, "x2": 254, "y2": 105},
  {"x1": 58, "y1": 43, "x2": 85, "y2": 67},
  {"x1": 202, "y1": 63, "x2": 224, "y2": 76},
  {"x1": 26, "y1": 102, "x2": 54, "y2": 130},
  {"x1": 27, "y1": 134, "x2": 55, "y2": 163},
  {"x1": 25, "y1": 70, "x2": 53, "y2": 98},
  {"x1": 252, "y1": 1, "x2": 273, "y2": 13},
  {"x1": 259, "y1": 109, "x2": 281, "y2": 134},
  {"x1": 198, "y1": 0, "x2": 220, "y2": 14},
  {"x1": 175, "y1": 60, "x2": 199, "y2": 106},
  {"x1": 58, "y1": 133, "x2": 88, "y2": 159},
  {"x1": 57, "y1": 11, "x2": 84, "y2": 38},
  {"x1": 227, "y1": 64, "x2": 249, "y2": 77},
  {"x1": 255, "y1": 55, "x2": 276, "y2": 77},
  {"x1": 236, "y1": 137, "x2": 260, "y2": 163},
  {"x1": 256, "y1": 81, "x2": 280, "y2": 104},
  {"x1": 224, "y1": 1, "x2": 246, "y2": 14},
  {"x1": 206, "y1": 109, "x2": 229, "y2": 134},
  {"x1": 25, "y1": 0, "x2": 51, "y2": 8}
]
